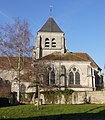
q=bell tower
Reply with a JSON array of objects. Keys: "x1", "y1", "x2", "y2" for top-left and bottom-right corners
[{"x1": 32, "y1": 16, "x2": 67, "y2": 59}]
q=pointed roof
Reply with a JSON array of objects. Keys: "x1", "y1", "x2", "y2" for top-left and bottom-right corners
[{"x1": 38, "y1": 17, "x2": 63, "y2": 33}]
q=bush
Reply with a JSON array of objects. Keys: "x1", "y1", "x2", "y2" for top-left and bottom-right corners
[
  {"x1": 42, "y1": 89, "x2": 74, "y2": 104},
  {"x1": 0, "y1": 97, "x2": 10, "y2": 107}
]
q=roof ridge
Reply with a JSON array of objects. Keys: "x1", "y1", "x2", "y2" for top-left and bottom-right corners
[{"x1": 70, "y1": 52, "x2": 87, "y2": 54}]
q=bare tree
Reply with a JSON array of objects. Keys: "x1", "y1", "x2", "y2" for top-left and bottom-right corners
[
  {"x1": 0, "y1": 18, "x2": 33, "y2": 102},
  {"x1": 28, "y1": 60, "x2": 50, "y2": 110}
]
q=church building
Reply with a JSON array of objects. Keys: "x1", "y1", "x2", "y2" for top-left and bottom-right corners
[
  {"x1": 0, "y1": 16, "x2": 104, "y2": 104},
  {"x1": 32, "y1": 16, "x2": 103, "y2": 91}
]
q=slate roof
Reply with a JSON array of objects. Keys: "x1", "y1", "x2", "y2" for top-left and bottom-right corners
[
  {"x1": 39, "y1": 52, "x2": 101, "y2": 70},
  {"x1": 38, "y1": 17, "x2": 63, "y2": 33},
  {"x1": 0, "y1": 56, "x2": 32, "y2": 69},
  {"x1": 0, "y1": 56, "x2": 32, "y2": 82},
  {"x1": 0, "y1": 52, "x2": 101, "y2": 70}
]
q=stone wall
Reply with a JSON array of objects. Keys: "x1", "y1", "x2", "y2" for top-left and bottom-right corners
[
  {"x1": 72, "y1": 91, "x2": 105, "y2": 104},
  {"x1": 87, "y1": 91, "x2": 105, "y2": 104},
  {"x1": 17, "y1": 90, "x2": 105, "y2": 105},
  {"x1": 39, "y1": 91, "x2": 105, "y2": 105},
  {"x1": 34, "y1": 32, "x2": 65, "y2": 59}
]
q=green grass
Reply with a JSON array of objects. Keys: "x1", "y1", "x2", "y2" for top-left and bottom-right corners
[{"x1": 0, "y1": 104, "x2": 105, "y2": 119}]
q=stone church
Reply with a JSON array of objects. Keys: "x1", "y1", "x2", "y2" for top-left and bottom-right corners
[
  {"x1": 0, "y1": 16, "x2": 104, "y2": 104},
  {"x1": 32, "y1": 16, "x2": 104, "y2": 91}
]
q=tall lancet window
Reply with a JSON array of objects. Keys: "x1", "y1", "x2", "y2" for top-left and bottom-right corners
[
  {"x1": 45, "y1": 38, "x2": 49, "y2": 47},
  {"x1": 75, "y1": 72, "x2": 80, "y2": 84},
  {"x1": 60, "y1": 65, "x2": 66, "y2": 86},
  {"x1": 69, "y1": 72, "x2": 74, "y2": 84},
  {"x1": 50, "y1": 71, "x2": 55, "y2": 84},
  {"x1": 52, "y1": 38, "x2": 56, "y2": 47}
]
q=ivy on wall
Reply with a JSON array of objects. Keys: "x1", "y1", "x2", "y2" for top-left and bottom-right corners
[
  {"x1": 21, "y1": 92, "x2": 34, "y2": 103},
  {"x1": 41, "y1": 89, "x2": 74, "y2": 104},
  {"x1": 20, "y1": 89, "x2": 74, "y2": 104},
  {"x1": 62, "y1": 89, "x2": 74, "y2": 104}
]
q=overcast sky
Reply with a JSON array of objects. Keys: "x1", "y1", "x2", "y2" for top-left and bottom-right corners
[{"x1": 0, "y1": 0, "x2": 105, "y2": 72}]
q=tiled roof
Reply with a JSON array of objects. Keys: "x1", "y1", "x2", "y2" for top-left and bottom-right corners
[
  {"x1": 38, "y1": 17, "x2": 63, "y2": 33},
  {"x1": 0, "y1": 52, "x2": 101, "y2": 71},
  {"x1": 39, "y1": 52, "x2": 101, "y2": 69},
  {"x1": 0, "y1": 56, "x2": 32, "y2": 69},
  {"x1": 0, "y1": 56, "x2": 32, "y2": 82}
]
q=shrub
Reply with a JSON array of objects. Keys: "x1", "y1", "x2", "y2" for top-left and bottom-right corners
[{"x1": 0, "y1": 97, "x2": 10, "y2": 107}]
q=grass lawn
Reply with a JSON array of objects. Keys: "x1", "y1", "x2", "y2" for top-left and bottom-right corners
[{"x1": 0, "y1": 104, "x2": 105, "y2": 120}]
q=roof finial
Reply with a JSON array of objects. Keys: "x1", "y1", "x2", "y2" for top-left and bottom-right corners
[{"x1": 50, "y1": 5, "x2": 53, "y2": 17}]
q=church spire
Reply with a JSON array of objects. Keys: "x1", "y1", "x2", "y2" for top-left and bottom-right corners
[
  {"x1": 38, "y1": 17, "x2": 63, "y2": 33},
  {"x1": 34, "y1": 16, "x2": 66, "y2": 59}
]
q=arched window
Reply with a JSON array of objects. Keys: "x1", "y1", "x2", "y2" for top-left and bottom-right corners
[
  {"x1": 69, "y1": 67, "x2": 80, "y2": 85},
  {"x1": 52, "y1": 38, "x2": 56, "y2": 47},
  {"x1": 75, "y1": 72, "x2": 80, "y2": 84},
  {"x1": 45, "y1": 38, "x2": 49, "y2": 47},
  {"x1": 50, "y1": 71, "x2": 55, "y2": 84},
  {"x1": 60, "y1": 65, "x2": 66, "y2": 86},
  {"x1": 69, "y1": 72, "x2": 74, "y2": 84}
]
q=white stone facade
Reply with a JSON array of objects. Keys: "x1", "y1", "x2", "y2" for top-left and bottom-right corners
[
  {"x1": 33, "y1": 32, "x2": 66, "y2": 59},
  {"x1": 38, "y1": 60, "x2": 96, "y2": 91},
  {"x1": 32, "y1": 17, "x2": 103, "y2": 92}
]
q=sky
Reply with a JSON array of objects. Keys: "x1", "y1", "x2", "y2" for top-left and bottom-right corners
[{"x1": 0, "y1": 0, "x2": 105, "y2": 72}]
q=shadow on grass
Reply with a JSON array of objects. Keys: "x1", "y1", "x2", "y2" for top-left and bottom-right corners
[
  {"x1": 85, "y1": 106, "x2": 104, "y2": 113},
  {"x1": 3, "y1": 112, "x2": 105, "y2": 120}
]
